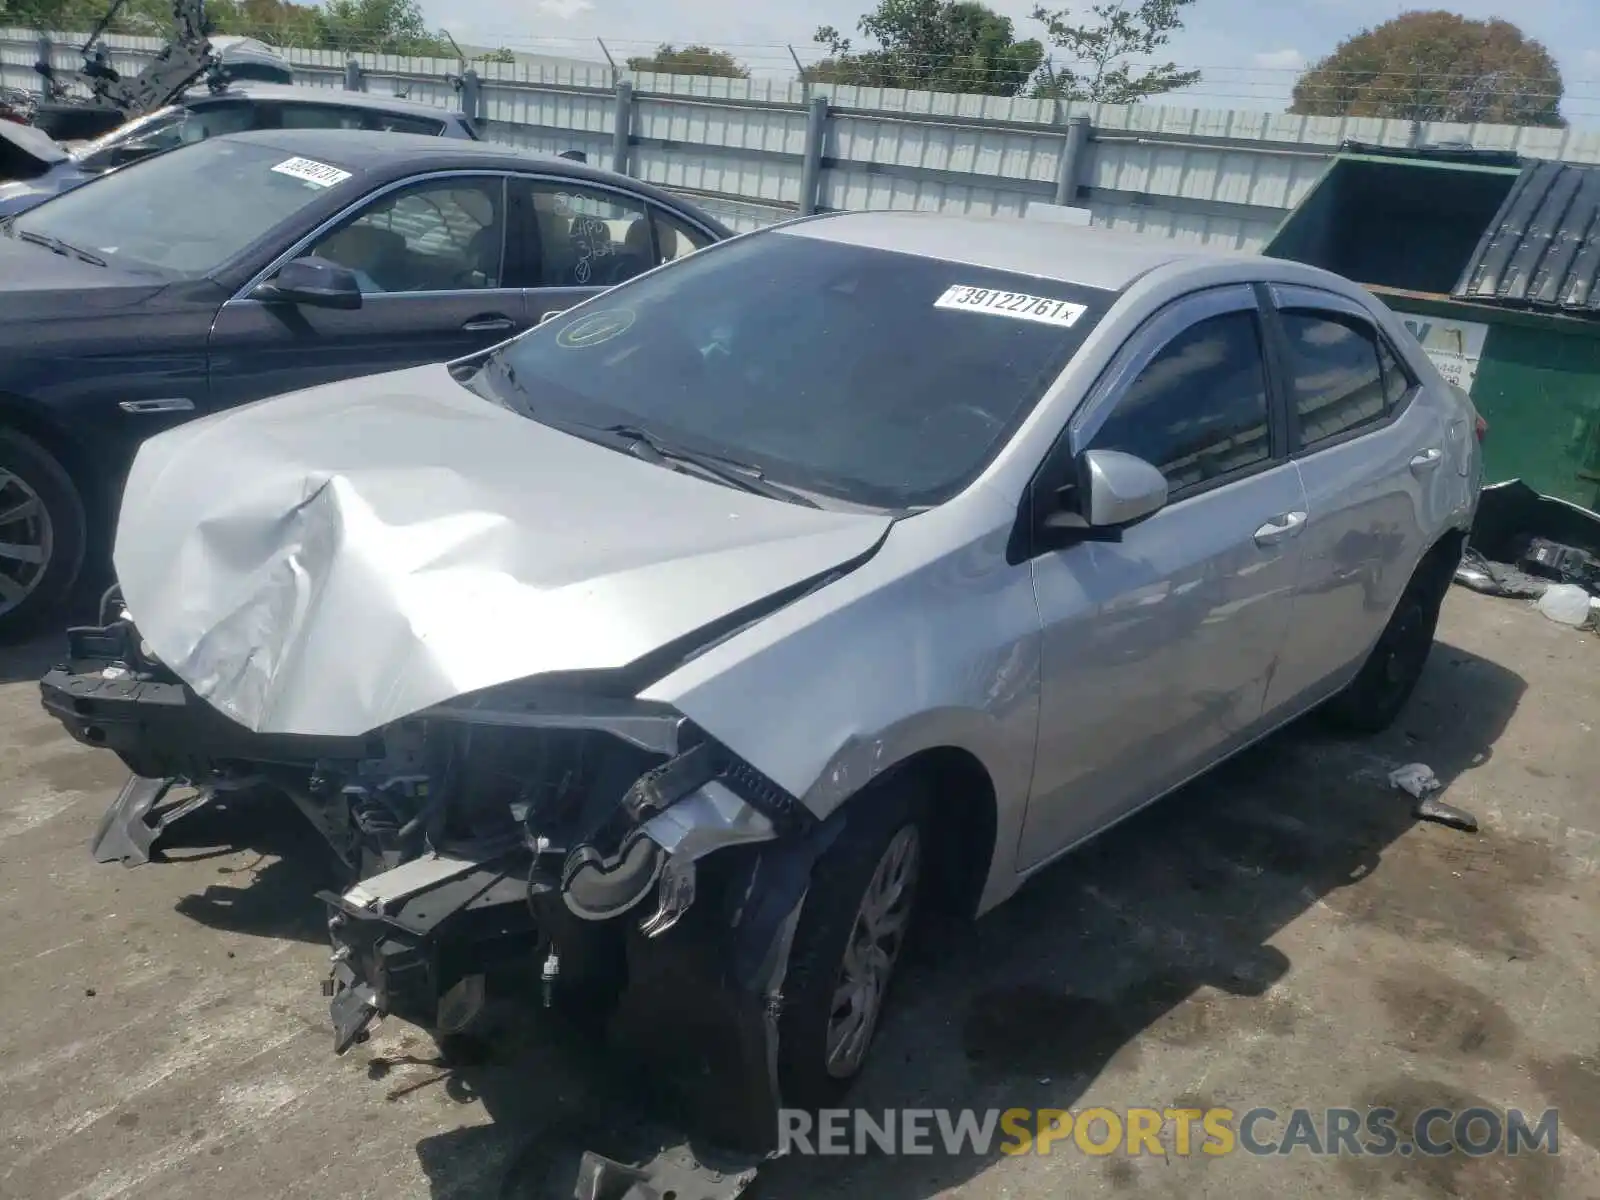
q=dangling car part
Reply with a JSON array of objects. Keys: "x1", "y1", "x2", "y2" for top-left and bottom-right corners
[
  {"x1": 42, "y1": 212, "x2": 1480, "y2": 1165},
  {"x1": 29, "y1": 0, "x2": 224, "y2": 144}
]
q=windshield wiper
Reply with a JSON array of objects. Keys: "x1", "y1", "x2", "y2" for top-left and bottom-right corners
[
  {"x1": 16, "y1": 228, "x2": 106, "y2": 267},
  {"x1": 584, "y1": 422, "x2": 820, "y2": 508}
]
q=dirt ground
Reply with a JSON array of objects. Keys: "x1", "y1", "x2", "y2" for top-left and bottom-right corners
[{"x1": 1, "y1": 587, "x2": 1598, "y2": 1200}]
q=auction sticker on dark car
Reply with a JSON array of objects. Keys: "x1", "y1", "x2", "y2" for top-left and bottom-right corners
[
  {"x1": 934, "y1": 284, "x2": 1087, "y2": 328},
  {"x1": 270, "y1": 157, "x2": 353, "y2": 188}
]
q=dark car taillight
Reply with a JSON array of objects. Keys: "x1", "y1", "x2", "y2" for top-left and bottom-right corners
[{"x1": 1474, "y1": 414, "x2": 1489, "y2": 442}]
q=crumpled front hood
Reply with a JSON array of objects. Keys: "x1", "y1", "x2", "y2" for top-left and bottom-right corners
[{"x1": 114, "y1": 364, "x2": 892, "y2": 737}]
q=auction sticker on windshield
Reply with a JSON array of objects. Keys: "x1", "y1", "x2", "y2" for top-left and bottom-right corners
[
  {"x1": 935, "y1": 284, "x2": 1087, "y2": 328},
  {"x1": 270, "y1": 157, "x2": 353, "y2": 189}
]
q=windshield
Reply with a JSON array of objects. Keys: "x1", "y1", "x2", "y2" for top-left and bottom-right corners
[
  {"x1": 14, "y1": 138, "x2": 359, "y2": 279},
  {"x1": 487, "y1": 231, "x2": 1113, "y2": 510}
]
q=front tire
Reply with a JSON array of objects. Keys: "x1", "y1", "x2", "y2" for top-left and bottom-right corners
[
  {"x1": 777, "y1": 782, "x2": 925, "y2": 1111},
  {"x1": 1322, "y1": 560, "x2": 1449, "y2": 735},
  {"x1": 0, "y1": 428, "x2": 86, "y2": 638}
]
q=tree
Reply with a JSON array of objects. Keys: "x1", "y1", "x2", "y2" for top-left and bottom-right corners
[
  {"x1": 626, "y1": 43, "x2": 749, "y2": 78},
  {"x1": 805, "y1": 0, "x2": 1044, "y2": 97},
  {"x1": 1290, "y1": 11, "x2": 1564, "y2": 128},
  {"x1": 1029, "y1": 0, "x2": 1200, "y2": 103},
  {"x1": 15, "y1": 0, "x2": 456, "y2": 56}
]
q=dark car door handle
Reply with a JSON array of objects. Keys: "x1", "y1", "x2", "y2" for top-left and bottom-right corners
[{"x1": 462, "y1": 315, "x2": 516, "y2": 333}]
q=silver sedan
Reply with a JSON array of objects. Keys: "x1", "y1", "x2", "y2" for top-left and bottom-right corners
[{"x1": 46, "y1": 208, "x2": 1481, "y2": 1152}]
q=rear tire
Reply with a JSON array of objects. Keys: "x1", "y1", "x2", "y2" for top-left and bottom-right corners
[
  {"x1": 0, "y1": 427, "x2": 86, "y2": 640},
  {"x1": 777, "y1": 781, "x2": 925, "y2": 1111},
  {"x1": 1322, "y1": 559, "x2": 1449, "y2": 735}
]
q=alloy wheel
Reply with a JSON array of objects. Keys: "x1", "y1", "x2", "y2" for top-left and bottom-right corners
[
  {"x1": 0, "y1": 468, "x2": 52, "y2": 618},
  {"x1": 824, "y1": 823, "x2": 921, "y2": 1079}
]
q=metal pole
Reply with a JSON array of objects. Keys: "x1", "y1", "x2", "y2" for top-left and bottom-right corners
[
  {"x1": 35, "y1": 32, "x2": 52, "y2": 101},
  {"x1": 798, "y1": 95, "x2": 829, "y2": 216},
  {"x1": 788, "y1": 43, "x2": 810, "y2": 104},
  {"x1": 597, "y1": 37, "x2": 618, "y2": 86},
  {"x1": 611, "y1": 80, "x2": 634, "y2": 175},
  {"x1": 1053, "y1": 115, "x2": 1090, "y2": 206}
]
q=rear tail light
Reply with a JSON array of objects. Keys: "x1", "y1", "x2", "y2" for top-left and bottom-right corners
[{"x1": 1474, "y1": 414, "x2": 1489, "y2": 442}]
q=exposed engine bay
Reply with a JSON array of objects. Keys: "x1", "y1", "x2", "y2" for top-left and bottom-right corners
[{"x1": 41, "y1": 594, "x2": 843, "y2": 1179}]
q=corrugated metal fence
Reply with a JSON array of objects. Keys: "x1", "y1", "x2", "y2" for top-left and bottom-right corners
[{"x1": 8, "y1": 27, "x2": 1600, "y2": 243}]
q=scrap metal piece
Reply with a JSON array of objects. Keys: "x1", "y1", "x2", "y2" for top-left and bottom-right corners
[
  {"x1": 1415, "y1": 795, "x2": 1480, "y2": 833},
  {"x1": 573, "y1": 1146, "x2": 757, "y2": 1200},
  {"x1": 638, "y1": 854, "x2": 696, "y2": 939},
  {"x1": 89, "y1": 773, "x2": 214, "y2": 866}
]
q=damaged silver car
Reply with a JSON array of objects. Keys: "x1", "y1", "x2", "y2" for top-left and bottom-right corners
[{"x1": 41, "y1": 211, "x2": 1481, "y2": 1160}]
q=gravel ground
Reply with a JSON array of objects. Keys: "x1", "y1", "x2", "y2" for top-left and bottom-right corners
[{"x1": 1, "y1": 587, "x2": 1597, "y2": 1200}]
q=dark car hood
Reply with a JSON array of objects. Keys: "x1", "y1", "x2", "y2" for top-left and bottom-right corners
[
  {"x1": 0, "y1": 160, "x2": 91, "y2": 216},
  {"x1": 0, "y1": 234, "x2": 169, "y2": 313},
  {"x1": 114, "y1": 363, "x2": 894, "y2": 737}
]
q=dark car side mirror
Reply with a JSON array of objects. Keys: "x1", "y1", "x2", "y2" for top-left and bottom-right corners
[
  {"x1": 252, "y1": 256, "x2": 363, "y2": 311},
  {"x1": 1043, "y1": 448, "x2": 1169, "y2": 540}
]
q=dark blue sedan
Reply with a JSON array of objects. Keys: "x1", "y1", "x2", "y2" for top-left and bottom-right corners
[{"x1": 0, "y1": 128, "x2": 732, "y2": 631}]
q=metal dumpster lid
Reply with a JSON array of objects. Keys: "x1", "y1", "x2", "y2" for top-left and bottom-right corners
[{"x1": 1453, "y1": 159, "x2": 1600, "y2": 317}]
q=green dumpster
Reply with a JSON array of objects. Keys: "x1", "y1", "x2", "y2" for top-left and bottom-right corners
[{"x1": 1263, "y1": 150, "x2": 1600, "y2": 512}]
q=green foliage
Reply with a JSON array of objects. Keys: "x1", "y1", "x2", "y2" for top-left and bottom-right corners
[
  {"x1": 626, "y1": 43, "x2": 749, "y2": 78},
  {"x1": 804, "y1": 0, "x2": 1045, "y2": 97},
  {"x1": 1290, "y1": 11, "x2": 1565, "y2": 128},
  {"x1": 13, "y1": 0, "x2": 457, "y2": 57},
  {"x1": 1029, "y1": 0, "x2": 1200, "y2": 103}
]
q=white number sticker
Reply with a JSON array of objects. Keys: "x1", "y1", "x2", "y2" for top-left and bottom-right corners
[
  {"x1": 270, "y1": 157, "x2": 353, "y2": 189},
  {"x1": 933, "y1": 284, "x2": 1087, "y2": 328}
]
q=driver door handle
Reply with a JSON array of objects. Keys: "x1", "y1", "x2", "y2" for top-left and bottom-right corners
[
  {"x1": 462, "y1": 314, "x2": 516, "y2": 333},
  {"x1": 1253, "y1": 510, "x2": 1307, "y2": 547}
]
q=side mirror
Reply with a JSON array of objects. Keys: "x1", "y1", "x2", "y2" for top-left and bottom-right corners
[
  {"x1": 1044, "y1": 448, "x2": 1168, "y2": 536},
  {"x1": 252, "y1": 256, "x2": 363, "y2": 310}
]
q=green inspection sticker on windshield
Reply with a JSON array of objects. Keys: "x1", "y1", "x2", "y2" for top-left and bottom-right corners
[
  {"x1": 934, "y1": 283, "x2": 1087, "y2": 328},
  {"x1": 270, "y1": 156, "x2": 352, "y2": 189},
  {"x1": 556, "y1": 309, "x2": 636, "y2": 348}
]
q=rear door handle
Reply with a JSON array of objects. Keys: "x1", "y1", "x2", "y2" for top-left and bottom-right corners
[
  {"x1": 1410, "y1": 447, "x2": 1443, "y2": 473},
  {"x1": 462, "y1": 315, "x2": 516, "y2": 333},
  {"x1": 1253, "y1": 510, "x2": 1307, "y2": 547}
]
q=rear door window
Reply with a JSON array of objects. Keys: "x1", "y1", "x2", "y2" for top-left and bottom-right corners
[
  {"x1": 1278, "y1": 310, "x2": 1401, "y2": 449},
  {"x1": 521, "y1": 182, "x2": 656, "y2": 287}
]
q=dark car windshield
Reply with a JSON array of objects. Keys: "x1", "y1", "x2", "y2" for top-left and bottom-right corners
[
  {"x1": 13, "y1": 138, "x2": 359, "y2": 278},
  {"x1": 487, "y1": 230, "x2": 1113, "y2": 510}
]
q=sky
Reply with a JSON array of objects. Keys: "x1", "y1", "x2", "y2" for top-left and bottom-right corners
[{"x1": 427, "y1": 0, "x2": 1599, "y2": 120}]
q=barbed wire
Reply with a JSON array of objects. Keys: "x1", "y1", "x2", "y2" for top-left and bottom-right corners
[{"x1": 13, "y1": 22, "x2": 1598, "y2": 117}]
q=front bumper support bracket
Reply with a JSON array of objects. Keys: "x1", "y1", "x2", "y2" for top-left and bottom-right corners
[{"x1": 89, "y1": 773, "x2": 215, "y2": 867}]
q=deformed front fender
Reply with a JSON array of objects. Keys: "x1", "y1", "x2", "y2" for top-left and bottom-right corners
[{"x1": 643, "y1": 496, "x2": 1042, "y2": 911}]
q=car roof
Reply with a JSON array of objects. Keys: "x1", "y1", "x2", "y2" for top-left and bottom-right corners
[
  {"x1": 185, "y1": 83, "x2": 470, "y2": 122},
  {"x1": 780, "y1": 209, "x2": 1256, "y2": 292},
  {"x1": 211, "y1": 128, "x2": 736, "y2": 231}
]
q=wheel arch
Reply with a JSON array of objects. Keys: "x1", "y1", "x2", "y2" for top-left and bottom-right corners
[
  {"x1": 834, "y1": 743, "x2": 1000, "y2": 923},
  {"x1": 0, "y1": 392, "x2": 105, "y2": 532}
]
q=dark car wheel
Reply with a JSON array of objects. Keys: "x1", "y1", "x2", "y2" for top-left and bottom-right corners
[
  {"x1": 777, "y1": 781, "x2": 925, "y2": 1111},
  {"x1": 0, "y1": 428, "x2": 86, "y2": 638},
  {"x1": 1322, "y1": 561, "x2": 1449, "y2": 735}
]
